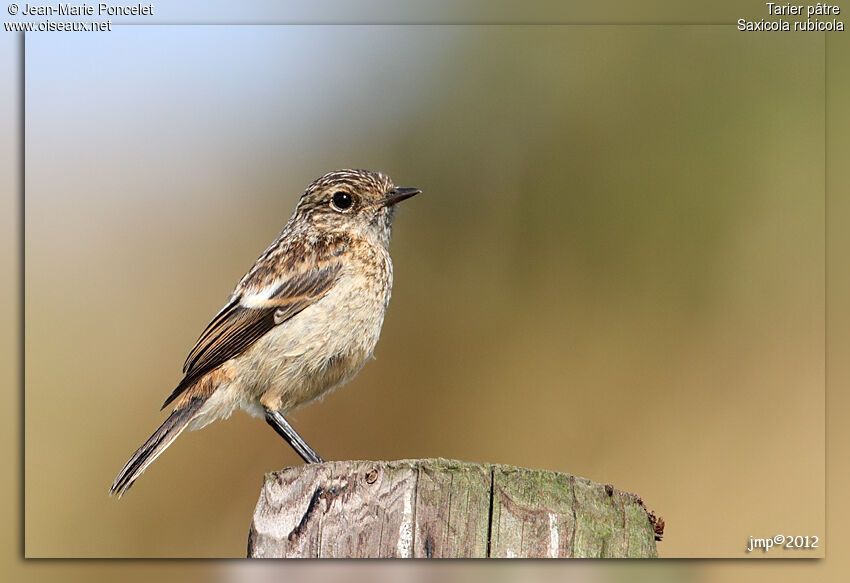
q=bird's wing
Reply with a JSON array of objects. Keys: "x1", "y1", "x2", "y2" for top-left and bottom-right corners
[{"x1": 160, "y1": 258, "x2": 343, "y2": 409}]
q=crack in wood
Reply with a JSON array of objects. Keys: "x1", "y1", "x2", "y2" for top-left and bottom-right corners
[
  {"x1": 287, "y1": 480, "x2": 350, "y2": 544},
  {"x1": 485, "y1": 466, "x2": 495, "y2": 558},
  {"x1": 409, "y1": 463, "x2": 420, "y2": 557},
  {"x1": 619, "y1": 490, "x2": 629, "y2": 555},
  {"x1": 568, "y1": 475, "x2": 578, "y2": 557},
  {"x1": 288, "y1": 486, "x2": 324, "y2": 542}
]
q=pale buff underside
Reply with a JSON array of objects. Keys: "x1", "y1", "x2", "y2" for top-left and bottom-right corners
[{"x1": 188, "y1": 251, "x2": 393, "y2": 430}]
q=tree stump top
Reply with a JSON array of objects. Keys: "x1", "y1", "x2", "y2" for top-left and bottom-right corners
[{"x1": 247, "y1": 458, "x2": 662, "y2": 558}]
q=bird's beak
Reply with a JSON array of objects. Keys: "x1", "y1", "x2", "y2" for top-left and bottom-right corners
[{"x1": 382, "y1": 187, "x2": 421, "y2": 207}]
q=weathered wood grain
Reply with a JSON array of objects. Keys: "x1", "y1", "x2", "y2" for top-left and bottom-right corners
[
  {"x1": 413, "y1": 460, "x2": 491, "y2": 558},
  {"x1": 489, "y1": 465, "x2": 577, "y2": 558},
  {"x1": 248, "y1": 460, "x2": 418, "y2": 558},
  {"x1": 248, "y1": 459, "x2": 660, "y2": 558}
]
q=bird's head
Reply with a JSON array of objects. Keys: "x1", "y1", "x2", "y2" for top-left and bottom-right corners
[{"x1": 292, "y1": 169, "x2": 420, "y2": 246}]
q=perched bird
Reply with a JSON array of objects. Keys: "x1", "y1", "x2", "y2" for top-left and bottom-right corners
[{"x1": 110, "y1": 169, "x2": 421, "y2": 497}]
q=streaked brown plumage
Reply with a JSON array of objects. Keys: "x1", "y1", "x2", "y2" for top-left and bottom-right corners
[{"x1": 110, "y1": 169, "x2": 420, "y2": 497}]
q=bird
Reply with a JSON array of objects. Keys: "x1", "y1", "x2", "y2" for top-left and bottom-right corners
[{"x1": 110, "y1": 169, "x2": 421, "y2": 497}]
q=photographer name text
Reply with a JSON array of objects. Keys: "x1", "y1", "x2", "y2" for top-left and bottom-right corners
[{"x1": 18, "y1": 2, "x2": 152, "y2": 16}]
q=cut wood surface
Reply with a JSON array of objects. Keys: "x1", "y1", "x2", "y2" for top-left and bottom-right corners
[{"x1": 247, "y1": 458, "x2": 662, "y2": 558}]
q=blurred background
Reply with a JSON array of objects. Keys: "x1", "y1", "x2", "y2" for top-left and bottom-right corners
[
  {"x1": 4, "y1": 1, "x2": 847, "y2": 579},
  {"x1": 21, "y1": 24, "x2": 824, "y2": 559}
]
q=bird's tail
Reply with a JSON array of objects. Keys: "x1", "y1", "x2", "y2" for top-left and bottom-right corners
[{"x1": 109, "y1": 396, "x2": 208, "y2": 498}]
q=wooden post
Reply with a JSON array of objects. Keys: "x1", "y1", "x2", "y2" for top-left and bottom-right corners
[{"x1": 247, "y1": 458, "x2": 663, "y2": 558}]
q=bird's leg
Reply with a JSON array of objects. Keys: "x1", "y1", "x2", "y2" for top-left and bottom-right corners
[{"x1": 264, "y1": 410, "x2": 325, "y2": 464}]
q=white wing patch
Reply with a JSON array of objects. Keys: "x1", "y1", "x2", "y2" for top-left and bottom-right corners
[{"x1": 240, "y1": 286, "x2": 277, "y2": 308}]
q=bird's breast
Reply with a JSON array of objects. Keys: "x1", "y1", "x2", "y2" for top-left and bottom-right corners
[{"x1": 237, "y1": 246, "x2": 394, "y2": 412}]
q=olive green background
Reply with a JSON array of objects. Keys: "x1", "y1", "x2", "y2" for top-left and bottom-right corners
[{"x1": 3, "y1": 0, "x2": 849, "y2": 581}]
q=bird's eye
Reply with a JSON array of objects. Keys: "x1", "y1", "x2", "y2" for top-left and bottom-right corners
[{"x1": 330, "y1": 191, "x2": 353, "y2": 211}]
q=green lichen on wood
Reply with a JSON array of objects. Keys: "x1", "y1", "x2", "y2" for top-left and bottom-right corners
[{"x1": 489, "y1": 465, "x2": 577, "y2": 557}]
